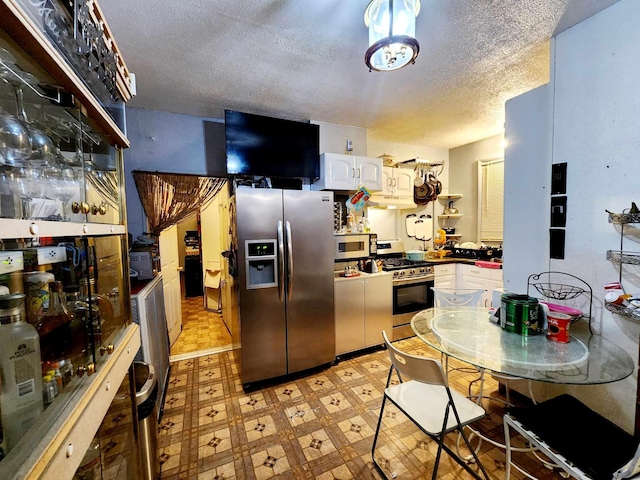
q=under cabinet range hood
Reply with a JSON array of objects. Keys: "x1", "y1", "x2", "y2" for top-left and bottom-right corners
[{"x1": 367, "y1": 194, "x2": 417, "y2": 209}]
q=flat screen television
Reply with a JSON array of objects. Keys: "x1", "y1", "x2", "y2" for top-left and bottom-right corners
[{"x1": 225, "y1": 110, "x2": 320, "y2": 180}]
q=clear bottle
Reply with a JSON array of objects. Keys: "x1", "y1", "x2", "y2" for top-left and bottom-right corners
[
  {"x1": 37, "y1": 281, "x2": 73, "y2": 363},
  {"x1": 363, "y1": 215, "x2": 371, "y2": 233},
  {"x1": 0, "y1": 293, "x2": 44, "y2": 451}
]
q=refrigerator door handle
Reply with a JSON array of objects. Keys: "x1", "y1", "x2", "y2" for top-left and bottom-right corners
[
  {"x1": 285, "y1": 220, "x2": 294, "y2": 301},
  {"x1": 277, "y1": 220, "x2": 285, "y2": 302}
]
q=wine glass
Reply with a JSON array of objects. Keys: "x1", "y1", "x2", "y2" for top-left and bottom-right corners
[
  {"x1": 8, "y1": 166, "x2": 42, "y2": 219},
  {"x1": 53, "y1": 167, "x2": 79, "y2": 221},
  {"x1": 0, "y1": 49, "x2": 31, "y2": 167},
  {"x1": 11, "y1": 78, "x2": 56, "y2": 164}
]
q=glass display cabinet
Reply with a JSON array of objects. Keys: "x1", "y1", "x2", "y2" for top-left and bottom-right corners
[{"x1": 0, "y1": 1, "x2": 140, "y2": 478}]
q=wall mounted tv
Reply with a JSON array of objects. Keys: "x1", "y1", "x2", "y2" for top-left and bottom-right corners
[{"x1": 225, "y1": 110, "x2": 320, "y2": 180}]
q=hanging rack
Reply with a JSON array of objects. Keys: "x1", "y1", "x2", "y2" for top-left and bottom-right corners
[
  {"x1": 0, "y1": 58, "x2": 62, "y2": 104},
  {"x1": 399, "y1": 158, "x2": 445, "y2": 177}
]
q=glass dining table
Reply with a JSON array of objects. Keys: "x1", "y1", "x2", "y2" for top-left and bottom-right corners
[{"x1": 411, "y1": 307, "x2": 635, "y2": 385}]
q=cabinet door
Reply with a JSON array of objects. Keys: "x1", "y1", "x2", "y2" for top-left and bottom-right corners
[
  {"x1": 356, "y1": 156, "x2": 383, "y2": 191},
  {"x1": 334, "y1": 279, "x2": 365, "y2": 355},
  {"x1": 382, "y1": 167, "x2": 394, "y2": 194},
  {"x1": 393, "y1": 167, "x2": 415, "y2": 197},
  {"x1": 363, "y1": 275, "x2": 393, "y2": 347},
  {"x1": 323, "y1": 153, "x2": 356, "y2": 190},
  {"x1": 435, "y1": 274, "x2": 456, "y2": 289},
  {"x1": 460, "y1": 275, "x2": 487, "y2": 297}
]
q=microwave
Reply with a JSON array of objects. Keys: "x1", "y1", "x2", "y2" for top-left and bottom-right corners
[
  {"x1": 334, "y1": 233, "x2": 377, "y2": 260},
  {"x1": 130, "y1": 245, "x2": 160, "y2": 280}
]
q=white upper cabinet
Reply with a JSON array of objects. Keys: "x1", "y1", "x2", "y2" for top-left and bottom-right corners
[
  {"x1": 381, "y1": 166, "x2": 414, "y2": 197},
  {"x1": 314, "y1": 153, "x2": 383, "y2": 191}
]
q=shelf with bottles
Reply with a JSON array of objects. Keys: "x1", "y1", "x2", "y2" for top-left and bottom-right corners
[{"x1": 0, "y1": 233, "x2": 130, "y2": 469}]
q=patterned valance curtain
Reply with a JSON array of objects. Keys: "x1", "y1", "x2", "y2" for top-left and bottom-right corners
[{"x1": 132, "y1": 170, "x2": 226, "y2": 235}]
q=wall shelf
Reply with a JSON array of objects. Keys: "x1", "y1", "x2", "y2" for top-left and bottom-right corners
[
  {"x1": 606, "y1": 250, "x2": 640, "y2": 265},
  {"x1": 438, "y1": 214, "x2": 462, "y2": 219},
  {"x1": 438, "y1": 194, "x2": 463, "y2": 201},
  {"x1": 605, "y1": 211, "x2": 640, "y2": 320}
]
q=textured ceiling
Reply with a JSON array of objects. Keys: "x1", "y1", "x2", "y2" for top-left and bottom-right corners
[{"x1": 101, "y1": 0, "x2": 620, "y2": 149}]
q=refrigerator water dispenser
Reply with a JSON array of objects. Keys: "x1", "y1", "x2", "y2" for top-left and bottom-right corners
[{"x1": 245, "y1": 240, "x2": 278, "y2": 289}]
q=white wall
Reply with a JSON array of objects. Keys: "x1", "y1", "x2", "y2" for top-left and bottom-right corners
[
  {"x1": 503, "y1": 84, "x2": 553, "y2": 293},
  {"x1": 505, "y1": 0, "x2": 640, "y2": 431},
  {"x1": 312, "y1": 120, "x2": 367, "y2": 157},
  {"x1": 448, "y1": 135, "x2": 504, "y2": 244},
  {"x1": 366, "y1": 139, "x2": 449, "y2": 247},
  {"x1": 551, "y1": 0, "x2": 640, "y2": 429}
]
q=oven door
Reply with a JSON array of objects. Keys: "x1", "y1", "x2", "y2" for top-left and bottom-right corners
[{"x1": 393, "y1": 277, "x2": 434, "y2": 317}]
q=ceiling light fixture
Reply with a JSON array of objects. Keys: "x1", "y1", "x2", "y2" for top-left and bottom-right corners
[{"x1": 364, "y1": 0, "x2": 420, "y2": 72}]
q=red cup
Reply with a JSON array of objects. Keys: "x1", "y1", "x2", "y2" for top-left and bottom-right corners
[{"x1": 546, "y1": 312, "x2": 571, "y2": 343}]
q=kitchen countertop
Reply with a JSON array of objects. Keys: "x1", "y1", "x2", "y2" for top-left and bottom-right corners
[
  {"x1": 425, "y1": 257, "x2": 480, "y2": 265},
  {"x1": 334, "y1": 270, "x2": 392, "y2": 282}
]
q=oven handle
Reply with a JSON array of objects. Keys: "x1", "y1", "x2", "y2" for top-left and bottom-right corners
[{"x1": 392, "y1": 275, "x2": 435, "y2": 287}]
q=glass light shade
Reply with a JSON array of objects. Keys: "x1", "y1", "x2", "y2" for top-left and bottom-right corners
[{"x1": 364, "y1": 0, "x2": 420, "y2": 71}]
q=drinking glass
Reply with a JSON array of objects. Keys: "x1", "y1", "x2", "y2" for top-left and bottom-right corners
[
  {"x1": 11, "y1": 80, "x2": 56, "y2": 164},
  {"x1": 53, "y1": 167, "x2": 79, "y2": 221},
  {"x1": 8, "y1": 166, "x2": 42, "y2": 219},
  {"x1": 0, "y1": 50, "x2": 31, "y2": 166}
]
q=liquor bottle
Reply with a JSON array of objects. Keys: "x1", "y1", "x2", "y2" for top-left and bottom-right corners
[
  {"x1": 0, "y1": 293, "x2": 44, "y2": 451},
  {"x1": 64, "y1": 285, "x2": 93, "y2": 366},
  {"x1": 37, "y1": 281, "x2": 73, "y2": 363}
]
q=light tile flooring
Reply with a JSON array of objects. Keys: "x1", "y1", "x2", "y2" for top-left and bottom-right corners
[
  {"x1": 158, "y1": 338, "x2": 563, "y2": 480},
  {"x1": 170, "y1": 294, "x2": 233, "y2": 357}
]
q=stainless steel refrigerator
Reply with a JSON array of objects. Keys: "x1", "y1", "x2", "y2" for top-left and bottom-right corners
[{"x1": 236, "y1": 188, "x2": 335, "y2": 386}]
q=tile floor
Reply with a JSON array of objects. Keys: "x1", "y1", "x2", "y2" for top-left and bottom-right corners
[
  {"x1": 170, "y1": 294, "x2": 233, "y2": 357},
  {"x1": 158, "y1": 338, "x2": 563, "y2": 480}
]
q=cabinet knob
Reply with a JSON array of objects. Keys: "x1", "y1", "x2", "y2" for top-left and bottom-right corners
[
  {"x1": 76, "y1": 363, "x2": 96, "y2": 377},
  {"x1": 29, "y1": 223, "x2": 38, "y2": 235},
  {"x1": 100, "y1": 344, "x2": 115, "y2": 355}
]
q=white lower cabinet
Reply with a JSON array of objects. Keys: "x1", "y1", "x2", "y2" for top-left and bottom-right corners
[
  {"x1": 434, "y1": 263, "x2": 456, "y2": 289},
  {"x1": 335, "y1": 273, "x2": 392, "y2": 355},
  {"x1": 456, "y1": 264, "x2": 503, "y2": 307}
]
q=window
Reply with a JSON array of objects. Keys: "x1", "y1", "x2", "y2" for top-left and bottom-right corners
[{"x1": 477, "y1": 158, "x2": 504, "y2": 242}]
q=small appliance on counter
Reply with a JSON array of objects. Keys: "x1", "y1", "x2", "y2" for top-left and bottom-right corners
[{"x1": 130, "y1": 244, "x2": 160, "y2": 281}]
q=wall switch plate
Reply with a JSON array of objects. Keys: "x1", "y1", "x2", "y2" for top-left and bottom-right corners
[
  {"x1": 551, "y1": 163, "x2": 567, "y2": 195},
  {"x1": 551, "y1": 196, "x2": 567, "y2": 227},
  {"x1": 0, "y1": 251, "x2": 24, "y2": 274},
  {"x1": 550, "y1": 229, "x2": 566, "y2": 259}
]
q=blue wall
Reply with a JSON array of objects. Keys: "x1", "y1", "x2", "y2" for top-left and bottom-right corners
[{"x1": 123, "y1": 107, "x2": 222, "y2": 238}]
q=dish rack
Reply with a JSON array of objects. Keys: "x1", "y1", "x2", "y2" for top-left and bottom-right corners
[{"x1": 527, "y1": 271, "x2": 593, "y2": 334}]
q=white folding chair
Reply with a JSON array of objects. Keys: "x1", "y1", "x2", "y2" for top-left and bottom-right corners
[
  {"x1": 504, "y1": 394, "x2": 640, "y2": 480},
  {"x1": 371, "y1": 331, "x2": 490, "y2": 480},
  {"x1": 432, "y1": 287, "x2": 485, "y2": 308},
  {"x1": 431, "y1": 288, "x2": 488, "y2": 397}
]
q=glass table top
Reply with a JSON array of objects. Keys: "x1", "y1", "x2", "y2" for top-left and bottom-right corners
[{"x1": 411, "y1": 307, "x2": 635, "y2": 385}]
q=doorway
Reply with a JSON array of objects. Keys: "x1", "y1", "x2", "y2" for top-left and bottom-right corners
[{"x1": 165, "y1": 198, "x2": 234, "y2": 360}]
